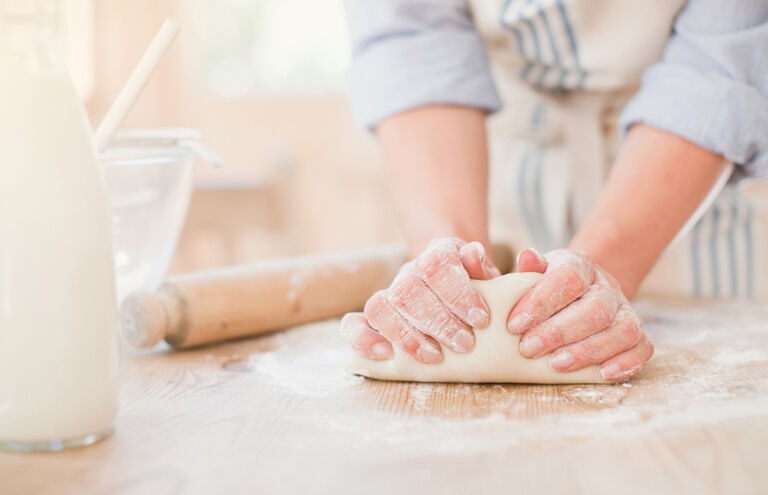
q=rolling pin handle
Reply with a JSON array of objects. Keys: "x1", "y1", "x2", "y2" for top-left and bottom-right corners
[{"x1": 120, "y1": 291, "x2": 168, "y2": 348}]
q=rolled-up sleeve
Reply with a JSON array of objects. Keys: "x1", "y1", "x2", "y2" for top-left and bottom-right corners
[
  {"x1": 344, "y1": 0, "x2": 502, "y2": 129},
  {"x1": 618, "y1": 0, "x2": 768, "y2": 183}
]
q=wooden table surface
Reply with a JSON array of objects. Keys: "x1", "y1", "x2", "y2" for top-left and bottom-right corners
[{"x1": 2, "y1": 299, "x2": 768, "y2": 495}]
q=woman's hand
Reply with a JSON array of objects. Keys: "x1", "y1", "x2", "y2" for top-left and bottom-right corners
[
  {"x1": 509, "y1": 248, "x2": 654, "y2": 382},
  {"x1": 340, "y1": 238, "x2": 500, "y2": 364}
]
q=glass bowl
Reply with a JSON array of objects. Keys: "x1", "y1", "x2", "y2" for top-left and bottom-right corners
[{"x1": 102, "y1": 128, "x2": 220, "y2": 303}]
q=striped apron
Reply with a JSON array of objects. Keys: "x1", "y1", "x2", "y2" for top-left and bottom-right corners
[{"x1": 467, "y1": 0, "x2": 766, "y2": 299}]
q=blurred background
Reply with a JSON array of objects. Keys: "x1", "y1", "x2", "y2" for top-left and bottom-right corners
[{"x1": 71, "y1": 0, "x2": 401, "y2": 274}]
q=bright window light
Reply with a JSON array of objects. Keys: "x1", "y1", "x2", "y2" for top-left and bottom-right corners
[{"x1": 189, "y1": 0, "x2": 350, "y2": 96}]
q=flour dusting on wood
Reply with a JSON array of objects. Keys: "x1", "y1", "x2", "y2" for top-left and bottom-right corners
[{"x1": 208, "y1": 298, "x2": 768, "y2": 458}]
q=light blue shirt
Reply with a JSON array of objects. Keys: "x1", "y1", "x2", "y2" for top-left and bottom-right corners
[{"x1": 344, "y1": 0, "x2": 768, "y2": 182}]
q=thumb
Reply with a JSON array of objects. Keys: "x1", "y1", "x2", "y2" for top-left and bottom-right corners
[
  {"x1": 516, "y1": 248, "x2": 548, "y2": 274},
  {"x1": 460, "y1": 241, "x2": 501, "y2": 280}
]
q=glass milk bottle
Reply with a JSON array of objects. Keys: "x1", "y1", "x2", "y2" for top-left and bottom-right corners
[{"x1": 0, "y1": 0, "x2": 119, "y2": 451}]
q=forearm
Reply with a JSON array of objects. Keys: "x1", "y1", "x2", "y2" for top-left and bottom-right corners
[
  {"x1": 570, "y1": 124, "x2": 729, "y2": 299},
  {"x1": 377, "y1": 105, "x2": 491, "y2": 257}
]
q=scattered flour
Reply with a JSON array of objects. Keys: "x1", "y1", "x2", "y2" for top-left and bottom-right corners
[
  {"x1": 408, "y1": 384, "x2": 433, "y2": 412},
  {"x1": 711, "y1": 348, "x2": 768, "y2": 366},
  {"x1": 242, "y1": 321, "x2": 365, "y2": 397},
  {"x1": 216, "y1": 298, "x2": 768, "y2": 457}
]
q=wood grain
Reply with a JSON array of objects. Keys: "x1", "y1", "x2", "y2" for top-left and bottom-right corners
[{"x1": 1, "y1": 298, "x2": 767, "y2": 495}]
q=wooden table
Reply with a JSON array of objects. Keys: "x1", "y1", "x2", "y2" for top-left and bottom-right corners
[{"x1": 2, "y1": 299, "x2": 768, "y2": 495}]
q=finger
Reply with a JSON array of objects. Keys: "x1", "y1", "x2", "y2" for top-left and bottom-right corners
[
  {"x1": 417, "y1": 238, "x2": 490, "y2": 328},
  {"x1": 518, "y1": 286, "x2": 619, "y2": 358},
  {"x1": 389, "y1": 262, "x2": 475, "y2": 353},
  {"x1": 340, "y1": 312, "x2": 393, "y2": 360},
  {"x1": 599, "y1": 333, "x2": 654, "y2": 382},
  {"x1": 364, "y1": 290, "x2": 442, "y2": 364},
  {"x1": 507, "y1": 250, "x2": 594, "y2": 334},
  {"x1": 548, "y1": 305, "x2": 643, "y2": 372},
  {"x1": 516, "y1": 248, "x2": 548, "y2": 273},
  {"x1": 459, "y1": 241, "x2": 501, "y2": 280}
]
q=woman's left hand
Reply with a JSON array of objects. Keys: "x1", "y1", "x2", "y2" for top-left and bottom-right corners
[{"x1": 508, "y1": 248, "x2": 654, "y2": 382}]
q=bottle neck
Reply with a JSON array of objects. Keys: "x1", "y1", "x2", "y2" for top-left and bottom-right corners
[{"x1": 0, "y1": 0, "x2": 66, "y2": 75}]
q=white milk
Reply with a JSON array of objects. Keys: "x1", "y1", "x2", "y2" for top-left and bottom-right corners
[{"x1": 0, "y1": 74, "x2": 119, "y2": 445}]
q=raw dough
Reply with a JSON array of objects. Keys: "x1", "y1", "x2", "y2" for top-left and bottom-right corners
[{"x1": 345, "y1": 272, "x2": 607, "y2": 384}]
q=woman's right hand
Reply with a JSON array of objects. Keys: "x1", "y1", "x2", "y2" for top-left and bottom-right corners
[{"x1": 340, "y1": 238, "x2": 500, "y2": 363}]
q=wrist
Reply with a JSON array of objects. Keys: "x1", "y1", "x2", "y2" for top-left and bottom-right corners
[
  {"x1": 568, "y1": 125, "x2": 728, "y2": 299},
  {"x1": 568, "y1": 235, "x2": 644, "y2": 299},
  {"x1": 378, "y1": 106, "x2": 491, "y2": 260},
  {"x1": 402, "y1": 214, "x2": 490, "y2": 258}
]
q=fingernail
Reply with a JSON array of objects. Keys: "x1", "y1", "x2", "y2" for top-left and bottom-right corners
[
  {"x1": 528, "y1": 247, "x2": 543, "y2": 260},
  {"x1": 371, "y1": 342, "x2": 392, "y2": 360},
  {"x1": 600, "y1": 362, "x2": 622, "y2": 380},
  {"x1": 471, "y1": 241, "x2": 485, "y2": 257},
  {"x1": 417, "y1": 343, "x2": 442, "y2": 363},
  {"x1": 467, "y1": 307, "x2": 489, "y2": 328},
  {"x1": 550, "y1": 350, "x2": 574, "y2": 370},
  {"x1": 451, "y1": 329, "x2": 475, "y2": 353},
  {"x1": 507, "y1": 313, "x2": 532, "y2": 334},
  {"x1": 519, "y1": 336, "x2": 543, "y2": 357}
]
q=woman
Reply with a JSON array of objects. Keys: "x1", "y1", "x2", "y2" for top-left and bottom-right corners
[{"x1": 339, "y1": 0, "x2": 768, "y2": 381}]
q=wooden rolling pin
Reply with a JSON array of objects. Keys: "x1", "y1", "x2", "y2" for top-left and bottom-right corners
[{"x1": 120, "y1": 243, "x2": 514, "y2": 349}]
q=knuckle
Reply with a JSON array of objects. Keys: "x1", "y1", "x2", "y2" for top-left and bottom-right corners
[
  {"x1": 372, "y1": 289, "x2": 388, "y2": 303},
  {"x1": 363, "y1": 291, "x2": 388, "y2": 321},
  {"x1": 545, "y1": 248, "x2": 567, "y2": 263},
  {"x1": 340, "y1": 312, "x2": 359, "y2": 327},
  {"x1": 619, "y1": 320, "x2": 642, "y2": 347},
  {"x1": 390, "y1": 261, "x2": 416, "y2": 286},
  {"x1": 570, "y1": 250, "x2": 594, "y2": 272},
  {"x1": 577, "y1": 341, "x2": 600, "y2": 363},
  {"x1": 526, "y1": 293, "x2": 549, "y2": 318},
  {"x1": 541, "y1": 323, "x2": 565, "y2": 348},
  {"x1": 433, "y1": 325, "x2": 459, "y2": 346},
  {"x1": 339, "y1": 317, "x2": 355, "y2": 339},
  {"x1": 591, "y1": 298, "x2": 613, "y2": 328},
  {"x1": 340, "y1": 312, "x2": 363, "y2": 333},
  {"x1": 388, "y1": 275, "x2": 420, "y2": 309},
  {"x1": 569, "y1": 248, "x2": 591, "y2": 262},
  {"x1": 578, "y1": 252, "x2": 594, "y2": 268},
  {"x1": 441, "y1": 316, "x2": 470, "y2": 341},
  {"x1": 445, "y1": 284, "x2": 476, "y2": 309},
  {"x1": 392, "y1": 325, "x2": 412, "y2": 344},
  {"x1": 600, "y1": 269, "x2": 622, "y2": 291},
  {"x1": 561, "y1": 267, "x2": 588, "y2": 296},
  {"x1": 585, "y1": 349, "x2": 604, "y2": 365},
  {"x1": 566, "y1": 344, "x2": 589, "y2": 364},
  {"x1": 417, "y1": 250, "x2": 445, "y2": 279},
  {"x1": 418, "y1": 242, "x2": 462, "y2": 280},
  {"x1": 442, "y1": 237, "x2": 466, "y2": 249}
]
